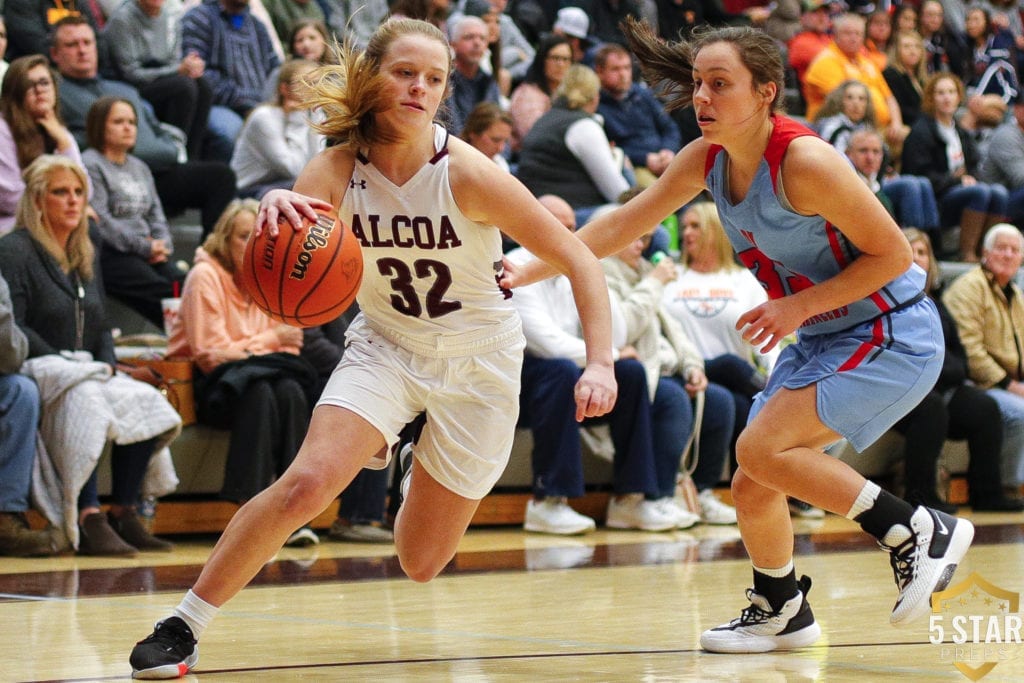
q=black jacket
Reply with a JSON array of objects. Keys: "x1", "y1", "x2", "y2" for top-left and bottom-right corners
[
  {"x1": 0, "y1": 229, "x2": 115, "y2": 365},
  {"x1": 901, "y1": 115, "x2": 981, "y2": 199},
  {"x1": 195, "y1": 352, "x2": 319, "y2": 427},
  {"x1": 882, "y1": 67, "x2": 923, "y2": 128}
]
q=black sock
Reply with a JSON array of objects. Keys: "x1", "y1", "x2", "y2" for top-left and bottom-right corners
[
  {"x1": 753, "y1": 567, "x2": 798, "y2": 612},
  {"x1": 855, "y1": 489, "x2": 915, "y2": 541}
]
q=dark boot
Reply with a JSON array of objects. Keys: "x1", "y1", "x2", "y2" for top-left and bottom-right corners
[
  {"x1": 108, "y1": 509, "x2": 173, "y2": 552},
  {"x1": 0, "y1": 512, "x2": 61, "y2": 557},
  {"x1": 958, "y1": 208, "x2": 988, "y2": 262},
  {"x1": 78, "y1": 512, "x2": 138, "y2": 556}
]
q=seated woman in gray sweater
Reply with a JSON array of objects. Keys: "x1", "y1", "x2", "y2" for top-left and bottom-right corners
[
  {"x1": 82, "y1": 96, "x2": 185, "y2": 329},
  {"x1": 230, "y1": 59, "x2": 324, "y2": 199}
]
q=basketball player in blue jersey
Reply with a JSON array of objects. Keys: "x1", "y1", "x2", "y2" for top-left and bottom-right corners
[
  {"x1": 505, "y1": 18, "x2": 974, "y2": 654},
  {"x1": 128, "y1": 19, "x2": 617, "y2": 679}
]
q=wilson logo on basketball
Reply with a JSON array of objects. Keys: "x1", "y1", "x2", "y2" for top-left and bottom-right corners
[{"x1": 289, "y1": 214, "x2": 337, "y2": 280}]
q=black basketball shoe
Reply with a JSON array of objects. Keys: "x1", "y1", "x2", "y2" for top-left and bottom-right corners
[{"x1": 129, "y1": 616, "x2": 198, "y2": 679}]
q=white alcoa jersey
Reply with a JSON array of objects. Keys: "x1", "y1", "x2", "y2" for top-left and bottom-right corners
[{"x1": 340, "y1": 124, "x2": 521, "y2": 357}]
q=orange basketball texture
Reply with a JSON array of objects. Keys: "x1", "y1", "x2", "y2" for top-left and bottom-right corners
[{"x1": 240, "y1": 209, "x2": 363, "y2": 327}]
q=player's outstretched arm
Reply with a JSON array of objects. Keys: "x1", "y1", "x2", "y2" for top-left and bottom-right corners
[
  {"x1": 499, "y1": 139, "x2": 709, "y2": 289},
  {"x1": 449, "y1": 139, "x2": 617, "y2": 418}
]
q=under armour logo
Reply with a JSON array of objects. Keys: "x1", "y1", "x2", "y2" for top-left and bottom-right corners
[{"x1": 350, "y1": 179, "x2": 367, "y2": 189}]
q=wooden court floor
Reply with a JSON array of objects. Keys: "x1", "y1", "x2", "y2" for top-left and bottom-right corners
[{"x1": 2, "y1": 512, "x2": 1024, "y2": 682}]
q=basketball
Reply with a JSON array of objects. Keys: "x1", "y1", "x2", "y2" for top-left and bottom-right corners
[{"x1": 240, "y1": 208, "x2": 363, "y2": 327}]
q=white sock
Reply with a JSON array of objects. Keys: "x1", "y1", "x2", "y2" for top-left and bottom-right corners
[
  {"x1": 752, "y1": 559, "x2": 794, "y2": 578},
  {"x1": 172, "y1": 589, "x2": 219, "y2": 639},
  {"x1": 846, "y1": 480, "x2": 881, "y2": 520}
]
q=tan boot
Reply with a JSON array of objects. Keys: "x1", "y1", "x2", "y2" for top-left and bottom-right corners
[
  {"x1": 0, "y1": 512, "x2": 61, "y2": 557},
  {"x1": 107, "y1": 509, "x2": 173, "y2": 552},
  {"x1": 958, "y1": 208, "x2": 987, "y2": 262},
  {"x1": 78, "y1": 512, "x2": 138, "y2": 556}
]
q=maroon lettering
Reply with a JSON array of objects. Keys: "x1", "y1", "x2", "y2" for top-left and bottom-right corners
[
  {"x1": 368, "y1": 214, "x2": 393, "y2": 247},
  {"x1": 392, "y1": 216, "x2": 414, "y2": 248},
  {"x1": 351, "y1": 214, "x2": 464, "y2": 250},
  {"x1": 411, "y1": 217, "x2": 436, "y2": 249},
  {"x1": 350, "y1": 214, "x2": 370, "y2": 247},
  {"x1": 436, "y1": 215, "x2": 461, "y2": 249}
]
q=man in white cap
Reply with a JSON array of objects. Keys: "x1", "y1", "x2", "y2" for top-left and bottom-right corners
[
  {"x1": 552, "y1": 7, "x2": 593, "y2": 63},
  {"x1": 560, "y1": 0, "x2": 644, "y2": 51}
]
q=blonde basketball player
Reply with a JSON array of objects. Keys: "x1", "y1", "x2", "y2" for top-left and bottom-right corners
[{"x1": 129, "y1": 18, "x2": 616, "y2": 679}]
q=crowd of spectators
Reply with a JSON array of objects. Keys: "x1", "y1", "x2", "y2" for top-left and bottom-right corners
[{"x1": 3, "y1": 0, "x2": 1024, "y2": 555}]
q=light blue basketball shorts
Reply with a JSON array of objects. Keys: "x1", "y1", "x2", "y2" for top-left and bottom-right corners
[{"x1": 749, "y1": 296, "x2": 943, "y2": 452}]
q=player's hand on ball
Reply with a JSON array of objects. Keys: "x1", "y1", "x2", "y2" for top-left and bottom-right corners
[
  {"x1": 574, "y1": 363, "x2": 617, "y2": 421},
  {"x1": 256, "y1": 190, "x2": 334, "y2": 238}
]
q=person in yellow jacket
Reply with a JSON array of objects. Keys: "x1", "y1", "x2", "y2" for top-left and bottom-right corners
[
  {"x1": 943, "y1": 223, "x2": 1024, "y2": 497},
  {"x1": 803, "y1": 13, "x2": 907, "y2": 147}
]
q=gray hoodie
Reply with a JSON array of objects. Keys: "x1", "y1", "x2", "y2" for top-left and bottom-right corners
[{"x1": 0, "y1": 270, "x2": 28, "y2": 374}]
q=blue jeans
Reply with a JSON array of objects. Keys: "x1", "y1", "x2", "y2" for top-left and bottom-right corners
[
  {"x1": 519, "y1": 355, "x2": 658, "y2": 498},
  {"x1": 0, "y1": 375, "x2": 40, "y2": 512},
  {"x1": 939, "y1": 182, "x2": 1010, "y2": 226},
  {"x1": 1007, "y1": 186, "x2": 1024, "y2": 227},
  {"x1": 650, "y1": 376, "x2": 735, "y2": 496},
  {"x1": 705, "y1": 353, "x2": 760, "y2": 463},
  {"x1": 986, "y1": 388, "x2": 1024, "y2": 486},
  {"x1": 882, "y1": 175, "x2": 940, "y2": 229},
  {"x1": 204, "y1": 105, "x2": 243, "y2": 163},
  {"x1": 650, "y1": 377, "x2": 690, "y2": 498}
]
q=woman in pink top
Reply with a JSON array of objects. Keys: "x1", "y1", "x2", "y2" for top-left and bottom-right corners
[{"x1": 169, "y1": 198, "x2": 320, "y2": 546}]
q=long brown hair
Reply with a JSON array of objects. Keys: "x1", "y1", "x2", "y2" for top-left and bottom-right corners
[
  {"x1": 304, "y1": 18, "x2": 451, "y2": 150},
  {"x1": 288, "y1": 19, "x2": 335, "y2": 65},
  {"x1": 0, "y1": 55, "x2": 65, "y2": 169},
  {"x1": 620, "y1": 17, "x2": 786, "y2": 113},
  {"x1": 85, "y1": 95, "x2": 135, "y2": 151},
  {"x1": 16, "y1": 155, "x2": 94, "y2": 280}
]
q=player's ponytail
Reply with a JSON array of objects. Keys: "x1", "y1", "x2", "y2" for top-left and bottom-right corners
[{"x1": 621, "y1": 17, "x2": 786, "y2": 113}]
